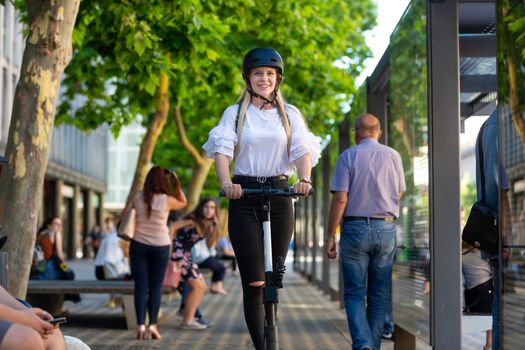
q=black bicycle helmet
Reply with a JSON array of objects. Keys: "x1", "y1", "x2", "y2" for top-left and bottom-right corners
[{"x1": 242, "y1": 48, "x2": 284, "y2": 79}]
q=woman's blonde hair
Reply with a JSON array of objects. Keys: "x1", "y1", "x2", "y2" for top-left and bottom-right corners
[{"x1": 234, "y1": 87, "x2": 291, "y2": 157}]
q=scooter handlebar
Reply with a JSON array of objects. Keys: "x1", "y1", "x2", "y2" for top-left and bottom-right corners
[{"x1": 219, "y1": 186, "x2": 314, "y2": 198}]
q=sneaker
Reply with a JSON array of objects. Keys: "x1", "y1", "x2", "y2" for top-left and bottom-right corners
[
  {"x1": 196, "y1": 317, "x2": 214, "y2": 328},
  {"x1": 176, "y1": 310, "x2": 183, "y2": 319},
  {"x1": 179, "y1": 320, "x2": 207, "y2": 330},
  {"x1": 210, "y1": 287, "x2": 228, "y2": 295},
  {"x1": 382, "y1": 332, "x2": 394, "y2": 340}
]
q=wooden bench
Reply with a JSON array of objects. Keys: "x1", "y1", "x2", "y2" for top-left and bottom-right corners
[{"x1": 27, "y1": 280, "x2": 177, "y2": 329}]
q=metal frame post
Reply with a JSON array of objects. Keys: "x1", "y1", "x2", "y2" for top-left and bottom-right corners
[
  {"x1": 428, "y1": 0, "x2": 462, "y2": 348},
  {"x1": 321, "y1": 149, "x2": 331, "y2": 294}
]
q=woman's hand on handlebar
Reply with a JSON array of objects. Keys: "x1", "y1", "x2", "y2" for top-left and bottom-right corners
[
  {"x1": 293, "y1": 181, "x2": 313, "y2": 198},
  {"x1": 222, "y1": 182, "x2": 243, "y2": 199}
]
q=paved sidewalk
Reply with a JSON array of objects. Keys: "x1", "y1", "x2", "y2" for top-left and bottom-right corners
[
  {"x1": 59, "y1": 260, "x2": 390, "y2": 349},
  {"x1": 58, "y1": 259, "x2": 485, "y2": 349}
]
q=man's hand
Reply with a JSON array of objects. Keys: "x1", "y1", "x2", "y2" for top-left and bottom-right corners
[
  {"x1": 16, "y1": 308, "x2": 55, "y2": 338},
  {"x1": 222, "y1": 183, "x2": 242, "y2": 199},
  {"x1": 325, "y1": 239, "x2": 337, "y2": 259}
]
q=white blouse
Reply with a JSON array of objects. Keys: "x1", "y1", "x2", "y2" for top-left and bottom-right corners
[{"x1": 203, "y1": 103, "x2": 321, "y2": 177}]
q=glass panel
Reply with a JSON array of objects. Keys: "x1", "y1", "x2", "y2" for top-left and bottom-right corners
[
  {"x1": 498, "y1": 1, "x2": 525, "y2": 349},
  {"x1": 305, "y1": 197, "x2": 312, "y2": 276},
  {"x1": 293, "y1": 200, "x2": 307, "y2": 273},
  {"x1": 314, "y1": 171, "x2": 323, "y2": 283},
  {"x1": 92, "y1": 192, "x2": 100, "y2": 208},
  {"x1": 77, "y1": 192, "x2": 85, "y2": 259},
  {"x1": 389, "y1": 0, "x2": 430, "y2": 343}
]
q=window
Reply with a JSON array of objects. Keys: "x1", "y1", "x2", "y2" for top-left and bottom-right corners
[
  {"x1": 13, "y1": 19, "x2": 22, "y2": 67},
  {"x1": 2, "y1": 3, "x2": 12, "y2": 61}
]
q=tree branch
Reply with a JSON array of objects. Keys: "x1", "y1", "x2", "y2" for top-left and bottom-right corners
[{"x1": 174, "y1": 105, "x2": 203, "y2": 164}]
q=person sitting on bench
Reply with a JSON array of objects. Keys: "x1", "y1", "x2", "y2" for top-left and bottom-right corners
[{"x1": 0, "y1": 285, "x2": 65, "y2": 350}]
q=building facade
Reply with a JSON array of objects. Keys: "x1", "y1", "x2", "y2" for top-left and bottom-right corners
[{"x1": 105, "y1": 121, "x2": 145, "y2": 212}]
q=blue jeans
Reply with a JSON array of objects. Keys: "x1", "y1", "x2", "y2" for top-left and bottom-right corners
[
  {"x1": 340, "y1": 219, "x2": 396, "y2": 350},
  {"x1": 481, "y1": 250, "x2": 499, "y2": 349},
  {"x1": 383, "y1": 292, "x2": 394, "y2": 334},
  {"x1": 491, "y1": 257, "x2": 500, "y2": 349}
]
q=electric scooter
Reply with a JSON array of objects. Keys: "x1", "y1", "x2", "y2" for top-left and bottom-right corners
[{"x1": 221, "y1": 186, "x2": 312, "y2": 350}]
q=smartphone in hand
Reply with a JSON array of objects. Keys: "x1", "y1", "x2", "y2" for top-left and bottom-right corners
[{"x1": 48, "y1": 317, "x2": 67, "y2": 325}]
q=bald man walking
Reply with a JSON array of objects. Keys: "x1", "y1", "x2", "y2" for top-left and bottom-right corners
[{"x1": 325, "y1": 114, "x2": 405, "y2": 350}]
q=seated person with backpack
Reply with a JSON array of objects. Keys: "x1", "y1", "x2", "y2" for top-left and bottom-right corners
[{"x1": 31, "y1": 217, "x2": 74, "y2": 281}]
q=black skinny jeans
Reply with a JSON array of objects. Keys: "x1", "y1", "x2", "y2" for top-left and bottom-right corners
[
  {"x1": 129, "y1": 239, "x2": 169, "y2": 325},
  {"x1": 228, "y1": 177, "x2": 293, "y2": 349}
]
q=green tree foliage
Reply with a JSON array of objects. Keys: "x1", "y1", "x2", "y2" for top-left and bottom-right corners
[
  {"x1": 56, "y1": 0, "x2": 376, "y2": 202},
  {"x1": 152, "y1": 0, "x2": 376, "y2": 195},
  {"x1": 57, "y1": 0, "x2": 231, "y2": 134}
]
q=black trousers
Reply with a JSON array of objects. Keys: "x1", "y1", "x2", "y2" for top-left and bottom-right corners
[
  {"x1": 228, "y1": 177, "x2": 293, "y2": 349},
  {"x1": 220, "y1": 255, "x2": 237, "y2": 271},
  {"x1": 198, "y1": 257, "x2": 226, "y2": 282}
]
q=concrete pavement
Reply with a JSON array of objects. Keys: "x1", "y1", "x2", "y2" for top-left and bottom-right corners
[
  {"x1": 57, "y1": 259, "x2": 485, "y2": 349},
  {"x1": 59, "y1": 259, "x2": 385, "y2": 349}
]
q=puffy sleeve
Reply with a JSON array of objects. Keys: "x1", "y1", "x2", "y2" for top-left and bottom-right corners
[
  {"x1": 202, "y1": 105, "x2": 238, "y2": 160},
  {"x1": 287, "y1": 105, "x2": 322, "y2": 166}
]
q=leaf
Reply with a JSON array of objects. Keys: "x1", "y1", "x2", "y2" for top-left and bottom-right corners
[
  {"x1": 192, "y1": 16, "x2": 202, "y2": 30},
  {"x1": 134, "y1": 32, "x2": 146, "y2": 56},
  {"x1": 206, "y1": 49, "x2": 219, "y2": 61},
  {"x1": 144, "y1": 74, "x2": 159, "y2": 96}
]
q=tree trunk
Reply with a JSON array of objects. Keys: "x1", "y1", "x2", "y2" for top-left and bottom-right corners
[
  {"x1": 0, "y1": 0, "x2": 80, "y2": 298},
  {"x1": 127, "y1": 73, "x2": 170, "y2": 202},
  {"x1": 173, "y1": 105, "x2": 214, "y2": 211},
  {"x1": 186, "y1": 155, "x2": 214, "y2": 211}
]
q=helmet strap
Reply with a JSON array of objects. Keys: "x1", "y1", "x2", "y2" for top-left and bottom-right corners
[{"x1": 245, "y1": 79, "x2": 281, "y2": 110}]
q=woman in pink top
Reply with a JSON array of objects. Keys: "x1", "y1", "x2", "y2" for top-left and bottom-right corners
[{"x1": 128, "y1": 166, "x2": 187, "y2": 340}]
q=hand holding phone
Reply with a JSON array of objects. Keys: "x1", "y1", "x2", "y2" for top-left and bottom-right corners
[{"x1": 48, "y1": 316, "x2": 67, "y2": 325}]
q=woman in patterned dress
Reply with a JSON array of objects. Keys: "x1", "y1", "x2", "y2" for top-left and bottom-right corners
[{"x1": 169, "y1": 198, "x2": 220, "y2": 330}]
